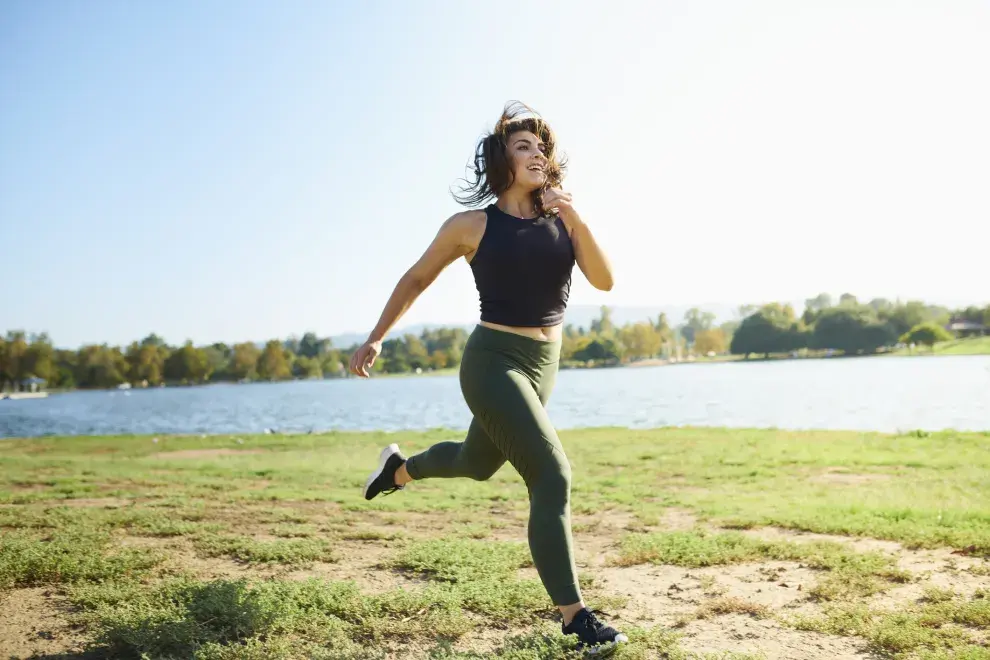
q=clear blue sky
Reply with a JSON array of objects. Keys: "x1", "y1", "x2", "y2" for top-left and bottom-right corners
[{"x1": 3, "y1": 1, "x2": 988, "y2": 349}]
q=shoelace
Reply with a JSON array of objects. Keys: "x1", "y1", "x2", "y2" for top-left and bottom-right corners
[
  {"x1": 379, "y1": 482, "x2": 404, "y2": 496},
  {"x1": 580, "y1": 609, "x2": 615, "y2": 637}
]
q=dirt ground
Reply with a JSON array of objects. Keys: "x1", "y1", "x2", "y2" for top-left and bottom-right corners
[{"x1": 2, "y1": 504, "x2": 989, "y2": 659}]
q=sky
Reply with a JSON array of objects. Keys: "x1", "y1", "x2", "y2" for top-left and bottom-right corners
[{"x1": 2, "y1": 0, "x2": 988, "y2": 349}]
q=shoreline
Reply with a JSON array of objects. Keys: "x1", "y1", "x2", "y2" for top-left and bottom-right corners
[{"x1": 7, "y1": 341, "x2": 987, "y2": 397}]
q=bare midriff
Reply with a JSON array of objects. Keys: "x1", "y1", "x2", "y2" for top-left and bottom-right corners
[{"x1": 478, "y1": 320, "x2": 563, "y2": 342}]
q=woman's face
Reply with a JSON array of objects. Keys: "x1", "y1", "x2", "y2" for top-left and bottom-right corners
[{"x1": 506, "y1": 130, "x2": 549, "y2": 192}]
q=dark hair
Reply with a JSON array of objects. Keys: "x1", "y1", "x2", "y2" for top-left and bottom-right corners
[{"x1": 452, "y1": 101, "x2": 567, "y2": 219}]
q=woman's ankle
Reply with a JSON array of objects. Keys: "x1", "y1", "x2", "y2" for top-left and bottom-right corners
[
  {"x1": 394, "y1": 462, "x2": 413, "y2": 487},
  {"x1": 559, "y1": 601, "x2": 586, "y2": 626}
]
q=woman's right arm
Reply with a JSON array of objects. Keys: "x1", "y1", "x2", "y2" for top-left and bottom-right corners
[{"x1": 349, "y1": 211, "x2": 481, "y2": 377}]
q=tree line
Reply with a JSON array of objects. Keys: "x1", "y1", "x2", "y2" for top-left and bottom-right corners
[
  {"x1": 729, "y1": 295, "x2": 988, "y2": 358},
  {"x1": 0, "y1": 328, "x2": 472, "y2": 391},
  {"x1": 1, "y1": 295, "x2": 986, "y2": 390}
]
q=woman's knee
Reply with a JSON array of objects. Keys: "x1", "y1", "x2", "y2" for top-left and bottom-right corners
[
  {"x1": 528, "y1": 453, "x2": 572, "y2": 497},
  {"x1": 466, "y1": 461, "x2": 502, "y2": 481}
]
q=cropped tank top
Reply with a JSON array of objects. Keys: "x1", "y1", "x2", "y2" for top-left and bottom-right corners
[{"x1": 469, "y1": 203, "x2": 576, "y2": 327}]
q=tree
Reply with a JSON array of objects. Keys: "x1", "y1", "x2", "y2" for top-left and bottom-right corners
[
  {"x1": 812, "y1": 307, "x2": 895, "y2": 354},
  {"x1": 203, "y1": 345, "x2": 231, "y2": 381},
  {"x1": 590, "y1": 306, "x2": 614, "y2": 336},
  {"x1": 572, "y1": 337, "x2": 622, "y2": 363},
  {"x1": 404, "y1": 335, "x2": 429, "y2": 371},
  {"x1": 681, "y1": 308, "x2": 715, "y2": 347},
  {"x1": 126, "y1": 342, "x2": 166, "y2": 385},
  {"x1": 140, "y1": 333, "x2": 167, "y2": 348},
  {"x1": 165, "y1": 341, "x2": 212, "y2": 384},
  {"x1": 231, "y1": 342, "x2": 261, "y2": 381},
  {"x1": 900, "y1": 322, "x2": 952, "y2": 353},
  {"x1": 805, "y1": 293, "x2": 833, "y2": 313},
  {"x1": 292, "y1": 356, "x2": 323, "y2": 379},
  {"x1": 652, "y1": 313, "x2": 674, "y2": 356},
  {"x1": 23, "y1": 333, "x2": 55, "y2": 384},
  {"x1": 694, "y1": 328, "x2": 728, "y2": 355},
  {"x1": 76, "y1": 345, "x2": 128, "y2": 388},
  {"x1": 729, "y1": 303, "x2": 799, "y2": 358},
  {"x1": 618, "y1": 323, "x2": 662, "y2": 360},
  {"x1": 298, "y1": 332, "x2": 331, "y2": 359},
  {"x1": 257, "y1": 340, "x2": 291, "y2": 381},
  {"x1": 51, "y1": 349, "x2": 78, "y2": 388},
  {"x1": 0, "y1": 331, "x2": 29, "y2": 390},
  {"x1": 868, "y1": 298, "x2": 894, "y2": 314},
  {"x1": 321, "y1": 350, "x2": 345, "y2": 377},
  {"x1": 428, "y1": 350, "x2": 450, "y2": 370},
  {"x1": 718, "y1": 320, "x2": 739, "y2": 350},
  {"x1": 737, "y1": 304, "x2": 758, "y2": 319},
  {"x1": 730, "y1": 311, "x2": 780, "y2": 358},
  {"x1": 883, "y1": 300, "x2": 948, "y2": 337}
]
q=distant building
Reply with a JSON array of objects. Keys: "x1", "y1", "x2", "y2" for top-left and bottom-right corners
[
  {"x1": 21, "y1": 377, "x2": 46, "y2": 392},
  {"x1": 947, "y1": 321, "x2": 987, "y2": 337}
]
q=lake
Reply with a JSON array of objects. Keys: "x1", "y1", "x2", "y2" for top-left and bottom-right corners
[{"x1": 2, "y1": 356, "x2": 988, "y2": 439}]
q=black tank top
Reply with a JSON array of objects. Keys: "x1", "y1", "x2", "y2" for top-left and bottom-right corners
[{"x1": 469, "y1": 203, "x2": 575, "y2": 327}]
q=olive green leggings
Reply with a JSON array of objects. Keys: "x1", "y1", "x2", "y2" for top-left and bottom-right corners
[{"x1": 404, "y1": 325, "x2": 580, "y2": 606}]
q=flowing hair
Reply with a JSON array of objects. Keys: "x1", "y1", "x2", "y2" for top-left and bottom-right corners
[{"x1": 452, "y1": 101, "x2": 567, "y2": 221}]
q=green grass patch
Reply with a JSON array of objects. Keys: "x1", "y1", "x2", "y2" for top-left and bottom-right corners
[
  {"x1": 0, "y1": 528, "x2": 163, "y2": 588},
  {"x1": 70, "y1": 577, "x2": 467, "y2": 658},
  {"x1": 192, "y1": 534, "x2": 337, "y2": 565},
  {"x1": 270, "y1": 523, "x2": 319, "y2": 538},
  {"x1": 788, "y1": 589, "x2": 989, "y2": 658},
  {"x1": 891, "y1": 336, "x2": 990, "y2": 356},
  {"x1": 393, "y1": 538, "x2": 531, "y2": 583},
  {"x1": 617, "y1": 529, "x2": 909, "y2": 600},
  {"x1": 339, "y1": 528, "x2": 403, "y2": 541}
]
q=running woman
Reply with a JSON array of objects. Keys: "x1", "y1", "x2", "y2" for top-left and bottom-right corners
[{"x1": 350, "y1": 101, "x2": 626, "y2": 654}]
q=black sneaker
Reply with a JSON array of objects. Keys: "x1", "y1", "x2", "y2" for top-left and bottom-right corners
[
  {"x1": 362, "y1": 443, "x2": 407, "y2": 501},
  {"x1": 562, "y1": 608, "x2": 628, "y2": 656}
]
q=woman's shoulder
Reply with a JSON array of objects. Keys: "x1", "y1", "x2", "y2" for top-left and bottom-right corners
[
  {"x1": 449, "y1": 208, "x2": 488, "y2": 225},
  {"x1": 437, "y1": 208, "x2": 488, "y2": 250},
  {"x1": 443, "y1": 208, "x2": 488, "y2": 235}
]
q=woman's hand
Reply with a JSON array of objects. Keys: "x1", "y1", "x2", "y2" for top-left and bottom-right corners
[
  {"x1": 349, "y1": 339, "x2": 382, "y2": 378},
  {"x1": 543, "y1": 187, "x2": 614, "y2": 291},
  {"x1": 543, "y1": 188, "x2": 583, "y2": 231}
]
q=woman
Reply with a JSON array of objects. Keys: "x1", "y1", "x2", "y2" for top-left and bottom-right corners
[{"x1": 349, "y1": 101, "x2": 627, "y2": 654}]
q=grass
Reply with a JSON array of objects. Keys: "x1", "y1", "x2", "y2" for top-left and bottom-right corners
[
  {"x1": 1, "y1": 427, "x2": 989, "y2": 658},
  {"x1": 788, "y1": 589, "x2": 990, "y2": 658},
  {"x1": 0, "y1": 527, "x2": 164, "y2": 588},
  {"x1": 615, "y1": 529, "x2": 910, "y2": 600},
  {"x1": 192, "y1": 533, "x2": 338, "y2": 565},
  {"x1": 890, "y1": 335, "x2": 990, "y2": 356}
]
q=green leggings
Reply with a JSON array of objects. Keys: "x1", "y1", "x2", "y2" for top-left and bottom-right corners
[{"x1": 404, "y1": 324, "x2": 580, "y2": 606}]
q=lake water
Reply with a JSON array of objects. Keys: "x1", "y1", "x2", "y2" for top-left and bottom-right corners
[{"x1": 2, "y1": 356, "x2": 988, "y2": 438}]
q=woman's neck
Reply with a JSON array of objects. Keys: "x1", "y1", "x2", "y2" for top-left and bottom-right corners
[{"x1": 495, "y1": 189, "x2": 537, "y2": 219}]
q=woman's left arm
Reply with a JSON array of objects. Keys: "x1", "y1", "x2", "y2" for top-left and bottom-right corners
[{"x1": 545, "y1": 188, "x2": 614, "y2": 292}]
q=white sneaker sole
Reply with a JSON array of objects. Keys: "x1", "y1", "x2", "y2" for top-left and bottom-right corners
[
  {"x1": 581, "y1": 634, "x2": 628, "y2": 657},
  {"x1": 363, "y1": 443, "x2": 401, "y2": 499}
]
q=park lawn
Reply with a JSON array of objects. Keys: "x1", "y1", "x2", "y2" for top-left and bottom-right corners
[
  {"x1": 891, "y1": 336, "x2": 990, "y2": 356},
  {"x1": 1, "y1": 427, "x2": 988, "y2": 659}
]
